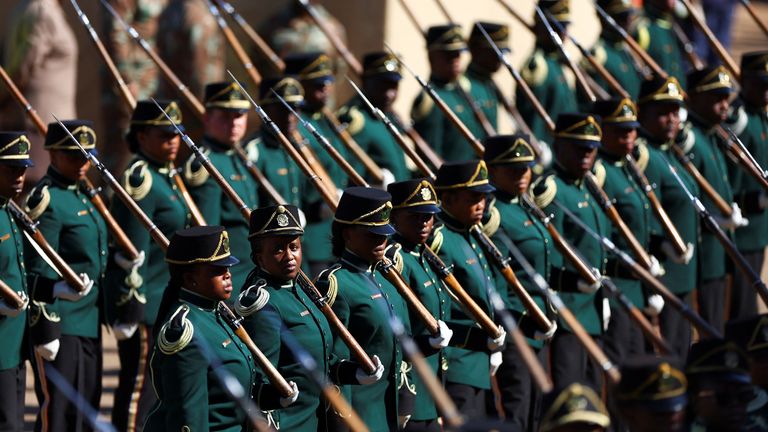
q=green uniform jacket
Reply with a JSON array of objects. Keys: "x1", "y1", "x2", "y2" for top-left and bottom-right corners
[
  {"x1": 411, "y1": 75, "x2": 487, "y2": 162},
  {"x1": 636, "y1": 5, "x2": 687, "y2": 88},
  {"x1": 517, "y1": 47, "x2": 579, "y2": 140},
  {"x1": 0, "y1": 199, "x2": 28, "y2": 370},
  {"x1": 465, "y1": 64, "x2": 500, "y2": 131},
  {"x1": 106, "y1": 153, "x2": 191, "y2": 326},
  {"x1": 239, "y1": 269, "x2": 358, "y2": 432},
  {"x1": 25, "y1": 168, "x2": 108, "y2": 338},
  {"x1": 386, "y1": 236, "x2": 450, "y2": 422},
  {"x1": 246, "y1": 131, "x2": 303, "y2": 207},
  {"x1": 432, "y1": 213, "x2": 495, "y2": 389},
  {"x1": 184, "y1": 136, "x2": 260, "y2": 295},
  {"x1": 637, "y1": 135, "x2": 699, "y2": 295},
  {"x1": 315, "y1": 251, "x2": 410, "y2": 432},
  {"x1": 729, "y1": 101, "x2": 768, "y2": 252},
  {"x1": 590, "y1": 35, "x2": 643, "y2": 100},
  {"x1": 686, "y1": 120, "x2": 733, "y2": 282},
  {"x1": 144, "y1": 289, "x2": 256, "y2": 432},
  {"x1": 532, "y1": 165, "x2": 610, "y2": 335},
  {"x1": 597, "y1": 154, "x2": 652, "y2": 308},
  {"x1": 337, "y1": 97, "x2": 412, "y2": 181}
]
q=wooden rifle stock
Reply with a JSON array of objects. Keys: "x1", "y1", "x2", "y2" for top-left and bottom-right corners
[
  {"x1": 669, "y1": 144, "x2": 733, "y2": 216},
  {"x1": 204, "y1": 0, "x2": 262, "y2": 87},
  {"x1": 671, "y1": 21, "x2": 705, "y2": 70},
  {"x1": 322, "y1": 107, "x2": 385, "y2": 184},
  {"x1": 0, "y1": 278, "x2": 25, "y2": 310},
  {"x1": 289, "y1": 130, "x2": 340, "y2": 201},
  {"x1": 740, "y1": 0, "x2": 768, "y2": 38},
  {"x1": 601, "y1": 278, "x2": 672, "y2": 354},
  {"x1": 556, "y1": 301, "x2": 621, "y2": 384},
  {"x1": 213, "y1": 0, "x2": 285, "y2": 73},
  {"x1": 297, "y1": 0, "x2": 363, "y2": 76},
  {"x1": 679, "y1": 0, "x2": 740, "y2": 79},
  {"x1": 377, "y1": 259, "x2": 440, "y2": 335},
  {"x1": 169, "y1": 164, "x2": 208, "y2": 226}
]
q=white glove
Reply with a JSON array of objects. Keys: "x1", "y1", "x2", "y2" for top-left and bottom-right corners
[
  {"x1": 716, "y1": 203, "x2": 749, "y2": 230},
  {"x1": 577, "y1": 268, "x2": 602, "y2": 293},
  {"x1": 487, "y1": 325, "x2": 507, "y2": 352},
  {"x1": 380, "y1": 168, "x2": 396, "y2": 188},
  {"x1": 428, "y1": 320, "x2": 453, "y2": 349},
  {"x1": 0, "y1": 292, "x2": 28, "y2": 317},
  {"x1": 489, "y1": 351, "x2": 503, "y2": 376},
  {"x1": 644, "y1": 294, "x2": 665, "y2": 317},
  {"x1": 297, "y1": 208, "x2": 307, "y2": 229},
  {"x1": 35, "y1": 339, "x2": 60, "y2": 362},
  {"x1": 280, "y1": 381, "x2": 300, "y2": 408},
  {"x1": 53, "y1": 273, "x2": 93, "y2": 301},
  {"x1": 662, "y1": 241, "x2": 694, "y2": 265},
  {"x1": 113, "y1": 322, "x2": 139, "y2": 341},
  {"x1": 538, "y1": 141, "x2": 553, "y2": 167},
  {"x1": 602, "y1": 298, "x2": 611, "y2": 332},
  {"x1": 648, "y1": 254, "x2": 665, "y2": 277},
  {"x1": 760, "y1": 193, "x2": 768, "y2": 209},
  {"x1": 114, "y1": 250, "x2": 145, "y2": 272},
  {"x1": 356, "y1": 355, "x2": 384, "y2": 385},
  {"x1": 534, "y1": 321, "x2": 558, "y2": 341}
]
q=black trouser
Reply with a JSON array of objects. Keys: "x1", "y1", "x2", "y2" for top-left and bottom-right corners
[
  {"x1": 445, "y1": 383, "x2": 486, "y2": 420},
  {"x1": 490, "y1": 342, "x2": 548, "y2": 431},
  {"x1": 659, "y1": 291, "x2": 693, "y2": 361},
  {"x1": 698, "y1": 276, "x2": 727, "y2": 334},
  {"x1": 604, "y1": 304, "x2": 646, "y2": 364},
  {"x1": 0, "y1": 364, "x2": 26, "y2": 431},
  {"x1": 730, "y1": 249, "x2": 764, "y2": 320},
  {"x1": 112, "y1": 324, "x2": 156, "y2": 432},
  {"x1": 402, "y1": 419, "x2": 441, "y2": 432},
  {"x1": 33, "y1": 334, "x2": 102, "y2": 432},
  {"x1": 549, "y1": 331, "x2": 602, "y2": 393}
]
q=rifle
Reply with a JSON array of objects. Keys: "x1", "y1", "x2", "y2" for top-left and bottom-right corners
[
  {"x1": 203, "y1": 0, "x2": 262, "y2": 87},
  {"x1": 0, "y1": 278, "x2": 25, "y2": 310},
  {"x1": 295, "y1": 0, "x2": 363, "y2": 76},
  {"x1": 668, "y1": 143, "x2": 734, "y2": 216},
  {"x1": 212, "y1": 0, "x2": 285, "y2": 73},
  {"x1": 678, "y1": 0, "x2": 740, "y2": 79},
  {"x1": 739, "y1": 0, "x2": 768, "y2": 38},
  {"x1": 322, "y1": 107, "x2": 386, "y2": 184}
]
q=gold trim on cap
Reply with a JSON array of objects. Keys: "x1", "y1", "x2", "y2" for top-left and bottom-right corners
[
  {"x1": 248, "y1": 205, "x2": 304, "y2": 238},
  {"x1": 638, "y1": 77, "x2": 685, "y2": 104},
  {"x1": 435, "y1": 160, "x2": 491, "y2": 190},
  {"x1": 299, "y1": 54, "x2": 333, "y2": 80},
  {"x1": 363, "y1": 56, "x2": 401, "y2": 77},
  {"x1": 261, "y1": 77, "x2": 305, "y2": 105},
  {"x1": 540, "y1": 383, "x2": 610, "y2": 432},
  {"x1": 692, "y1": 66, "x2": 733, "y2": 93},
  {"x1": 603, "y1": 98, "x2": 638, "y2": 124},
  {"x1": 47, "y1": 125, "x2": 97, "y2": 150},
  {"x1": 393, "y1": 180, "x2": 439, "y2": 209},
  {"x1": 0, "y1": 135, "x2": 31, "y2": 160},
  {"x1": 687, "y1": 342, "x2": 747, "y2": 375},
  {"x1": 617, "y1": 362, "x2": 687, "y2": 401},
  {"x1": 205, "y1": 83, "x2": 250, "y2": 110},
  {"x1": 487, "y1": 137, "x2": 536, "y2": 165},
  {"x1": 131, "y1": 101, "x2": 183, "y2": 126},
  {"x1": 334, "y1": 201, "x2": 393, "y2": 227},
  {"x1": 428, "y1": 26, "x2": 467, "y2": 51},
  {"x1": 555, "y1": 116, "x2": 602, "y2": 142},
  {"x1": 748, "y1": 315, "x2": 768, "y2": 352},
  {"x1": 166, "y1": 230, "x2": 233, "y2": 265}
]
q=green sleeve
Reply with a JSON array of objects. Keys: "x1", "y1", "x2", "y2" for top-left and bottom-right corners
[
  {"x1": 156, "y1": 346, "x2": 211, "y2": 431},
  {"x1": 188, "y1": 179, "x2": 223, "y2": 226},
  {"x1": 411, "y1": 93, "x2": 444, "y2": 158},
  {"x1": 247, "y1": 304, "x2": 284, "y2": 411}
]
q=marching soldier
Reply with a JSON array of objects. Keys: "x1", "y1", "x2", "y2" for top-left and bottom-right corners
[
  {"x1": 635, "y1": 75, "x2": 698, "y2": 358},
  {"x1": 725, "y1": 315, "x2": 768, "y2": 430},
  {"x1": 0, "y1": 132, "x2": 33, "y2": 432},
  {"x1": 337, "y1": 52, "x2": 413, "y2": 182},
  {"x1": 25, "y1": 120, "x2": 104, "y2": 432},
  {"x1": 685, "y1": 65, "x2": 747, "y2": 332},
  {"x1": 530, "y1": 113, "x2": 609, "y2": 390},
  {"x1": 107, "y1": 99, "x2": 192, "y2": 432},
  {"x1": 634, "y1": 0, "x2": 688, "y2": 87},
  {"x1": 613, "y1": 356, "x2": 688, "y2": 432},
  {"x1": 235, "y1": 204, "x2": 379, "y2": 431},
  {"x1": 411, "y1": 24, "x2": 486, "y2": 162},
  {"x1": 482, "y1": 133, "x2": 556, "y2": 429},
  {"x1": 184, "y1": 82, "x2": 260, "y2": 297},
  {"x1": 516, "y1": 0, "x2": 579, "y2": 141},
  {"x1": 386, "y1": 179, "x2": 454, "y2": 431},
  {"x1": 432, "y1": 160, "x2": 506, "y2": 418},
  {"x1": 466, "y1": 22, "x2": 508, "y2": 132},
  {"x1": 539, "y1": 383, "x2": 611, "y2": 432},
  {"x1": 143, "y1": 226, "x2": 256, "y2": 431},
  {"x1": 727, "y1": 52, "x2": 768, "y2": 320},
  {"x1": 314, "y1": 187, "x2": 403, "y2": 431}
]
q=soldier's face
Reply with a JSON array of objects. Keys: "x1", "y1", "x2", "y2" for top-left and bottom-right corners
[
  {"x1": 691, "y1": 381, "x2": 752, "y2": 432},
  {"x1": 303, "y1": 79, "x2": 334, "y2": 110},
  {"x1": 0, "y1": 164, "x2": 26, "y2": 199},
  {"x1": 254, "y1": 235, "x2": 302, "y2": 281},
  {"x1": 647, "y1": 0, "x2": 676, "y2": 12},
  {"x1": 364, "y1": 78, "x2": 399, "y2": 111},
  {"x1": 741, "y1": 75, "x2": 768, "y2": 107},
  {"x1": 470, "y1": 47, "x2": 502, "y2": 74},
  {"x1": 343, "y1": 225, "x2": 389, "y2": 263},
  {"x1": 619, "y1": 405, "x2": 687, "y2": 432},
  {"x1": 184, "y1": 263, "x2": 233, "y2": 301},
  {"x1": 50, "y1": 150, "x2": 90, "y2": 182},
  {"x1": 489, "y1": 165, "x2": 532, "y2": 195},
  {"x1": 391, "y1": 209, "x2": 435, "y2": 245},
  {"x1": 441, "y1": 190, "x2": 486, "y2": 226},
  {"x1": 555, "y1": 142, "x2": 597, "y2": 178},
  {"x1": 601, "y1": 125, "x2": 636, "y2": 157},
  {"x1": 638, "y1": 103, "x2": 680, "y2": 142},
  {"x1": 204, "y1": 109, "x2": 249, "y2": 145},
  {"x1": 429, "y1": 50, "x2": 463, "y2": 82},
  {"x1": 138, "y1": 128, "x2": 180, "y2": 163},
  {"x1": 690, "y1": 92, "x2": 730, "y2": 125}
]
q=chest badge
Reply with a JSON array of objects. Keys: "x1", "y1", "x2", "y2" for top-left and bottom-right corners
[
  {"x1": 577, "y1": 201, "x2": 589, "y2": 208},
  {"x1": 0, "y1": 233, "x2": 9, "y2": 242},
  {"x1": 77, "y1": 210, "x2": 88, "y2": 216},
  {"x1": 277, "y1": 168, "x2": 288, "y2": 176},
  {"x1": 465, "y1": 258, "x2": 477, "y2": 265},
  {"x1": 222, "y1": 339, "x2": 232, "y2": 348},
  {"x1": 300, "y1": 310, "x2": 310, "y2": 317},
  {"x1": 371, "y1": 293, "x2": 382, "y2": 300}
]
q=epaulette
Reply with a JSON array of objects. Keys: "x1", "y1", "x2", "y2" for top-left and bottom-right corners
[
  {"x1": 678, "y1": 122, "x2": 695, "y2": 154},
  {"x1": 234, "y1": 279, "x2": 270, "y2": 317},
  {"x1": 411, "y1": 91, "x2": 435, "y2": 122},
  {"x1": 428, "y1": 224, "x2": 445, "y2": 254},
  {"x1": 122, "y1": 159, "x2": 153, "y2": 201},
  {"x1": 384, "y1": 243, "x2": 404, "y2": 273},
  {"x1": 242, "y1": 136, "x2": 260, "y2": 162},
  {"x1": 183, "y1": 148, "x2": 211, "y2": 187},
  {"x1": 531, "y1": 174, "x2": 557, "y2": 208},
  {"x1": 458, "y1": 75, "x2": 472, "y2": 93},
  {"x1": 635, "y1": 140, "x2": 650, "y2": 172},
  {"x1": 24, "y1": 180, "x2": 51, "y2": 220},
  {"x1": 158, "y1": 304, "x2": 194, "y2": 355},
  {"x1": 521, "y1": 50, "x2": 548, "y2": 86},
  {"x1": 635, "y1": 20, "x2": 651, "y2": 50},
  {"x1": 28, "y1": 300, "x2": 60, "y2": 327},
  {"x1": 481, "y1": 200, "x2": 501, "y2": 237},
  {"x1": 315, "y1": 264, "x2": 342, "y2": 307},
  {"x1": 725, "y1": 105, "x2": 748, "y2": 136},
  {"x1": 592, "y1": 160, "x2": 607, "y2": 188},
  {"x1": 338, "y1": 105, "x2": 365, "y2": 135}
]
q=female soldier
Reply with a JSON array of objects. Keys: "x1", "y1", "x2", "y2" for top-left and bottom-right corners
[
  {"x1": 235, "y1": 204, "x2": 382, "y2": 431},
  {"x1": 108, "y1": 99, "x2": 193, "y2": 431}
]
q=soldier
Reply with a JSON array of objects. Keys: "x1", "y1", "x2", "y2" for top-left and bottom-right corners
[
  {"x1": 466, "y1": 22, "x2": 507, "y2": 131},
  {"x1": 635, "y1": 75, "x2": 698, "y2": 359},
  {"x1": 25, "y1": 120, "x2": 105, "y2": 432},
  {"x1": 539, "y1": 383, "x2": 611, "y2": 432},
  {"x1": 516, "y1": 0, "x2": 579, "y2": 141},
  {"x1": 634, "y1": 0, "x2": 687, "y2": 87},
  {"x1": 590, "y1": 0, "x2": 645, "y2": 99},
  {"x1": 685, "y1": 339, "x2": 753, "y2": 432},
  {"x1": 386, "y1": 179, "x2": 454, "y2": 431},
  {"x1": 725, "y1": 315, "x2": 768, "y2": 431},
  {"x1": 411, "y1": 24, "x2": 486, "y2": 162},
  {"x1": 613, "y1": 356, "x2": 688, "y2": 432},
  {"x1": 184, "y1": 82, "x2": 260, "y2": 297},
  {"x1": 284, "y1": 52, "x2": 349, "y2": 276},
  {"x1": 727, "y1": 52, "x2": 768, "y2": 320},
  {"x1": 235, "y1": 204, "x2": 380, "y2": 431},
  {"x1": 432, "y1": 160, "x2": 506, "y2": 418},
  {"x1": 0, "y1": 132, "x2": 33, "y2": 432},
  {"x1": 530, "y1": 113, "x2": 611, "y2": 392},
  {"x1": 314, "y1": 187, "x2": 403, "y2": 431},
  {"x1": 482, "y1": 133, "x2": 557, "y2": 429},
  {"x1": 143, "y1": 226, "x2": 256, "y2": 431},
  {"x1": 337, "y1": 52, "x2": 413, "y2": 183},
  {"x1": 107, "y1": 99, "x2": 191, "y2": 432},
  {"x1": 685, "y1": 65, "x2": 748, "y2": 332}
]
